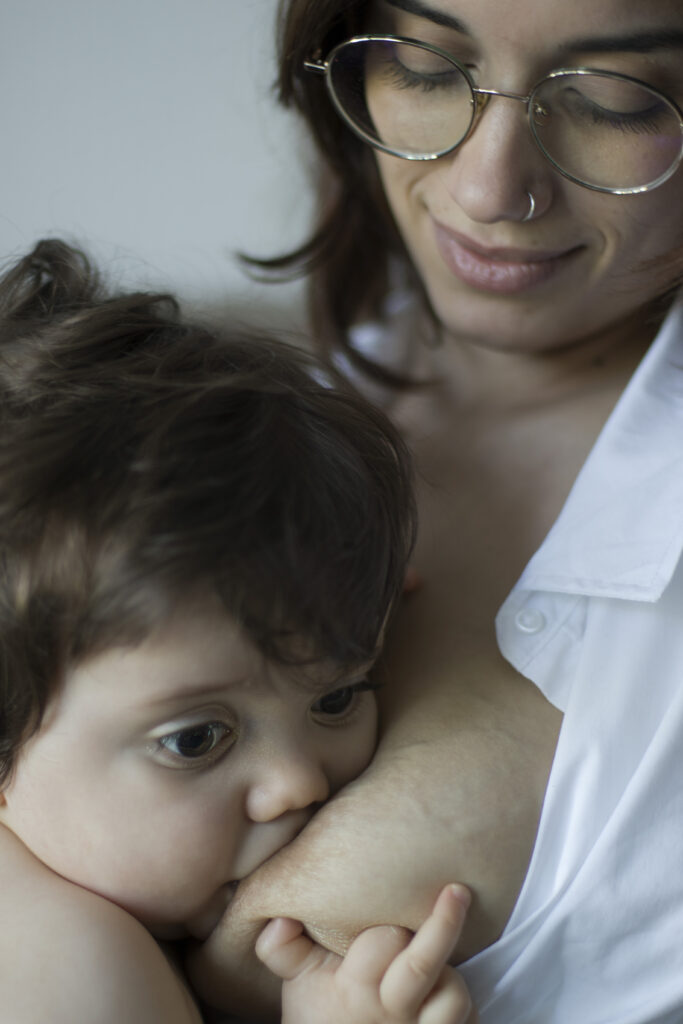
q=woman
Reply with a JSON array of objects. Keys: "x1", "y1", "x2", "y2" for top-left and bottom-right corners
[{"x1": 187, "y1": 1, "x2": 683, "y2": 1021}]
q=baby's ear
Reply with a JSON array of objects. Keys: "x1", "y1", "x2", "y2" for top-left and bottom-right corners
[{"x1": 403, "y1": 565, "x2": 423, "y2": 594}]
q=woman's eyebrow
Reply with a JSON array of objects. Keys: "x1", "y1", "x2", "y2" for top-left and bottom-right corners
[
  {"x1": 382, "y1": 3, "x2": 683, "y2": 58},
  {"x1": 559, "y1": 29, "x2": 683, "y2": 57},
  {"x1": 383, "y1": 0, "x2": 470, "y2": 35}
]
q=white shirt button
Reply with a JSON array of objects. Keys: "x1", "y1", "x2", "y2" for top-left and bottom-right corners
[{"x1": 514, "y1": 608, "x2": 547, "y2": 634}]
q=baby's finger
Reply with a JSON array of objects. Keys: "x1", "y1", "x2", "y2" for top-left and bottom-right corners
[
  {"x1": 255, "y1": 917, "x2": 323, "y2": 981},
  {"x1": 340, "y1": 924, "x2": 413, "y2": 987},
  {"x1": 379, "y1": 885, "x2": 470, "y2": 1017},
  {"x1": 419, "y1": 968, "x2": 475, "y2": 1024}
]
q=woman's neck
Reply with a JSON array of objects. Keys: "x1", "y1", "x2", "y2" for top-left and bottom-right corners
[{"x1": 426, "y1": 302, "x2": 666, "y2": 413}]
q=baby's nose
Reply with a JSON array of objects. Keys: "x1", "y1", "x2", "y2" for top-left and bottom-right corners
[{"x1": 246, "y1": 749, "x2": 330, "y2": 823}]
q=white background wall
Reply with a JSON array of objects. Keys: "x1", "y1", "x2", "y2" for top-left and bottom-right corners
[{"x1": 1, "y1": 0, "x2": 313, "y2": 325}]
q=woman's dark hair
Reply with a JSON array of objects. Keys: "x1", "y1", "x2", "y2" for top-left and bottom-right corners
[
  {"x1": 0, "y1": 238, "x2": 416, "y2": 786},
  {"x1": 244, "y1": 0, "x2": 430, "y2": 381}
]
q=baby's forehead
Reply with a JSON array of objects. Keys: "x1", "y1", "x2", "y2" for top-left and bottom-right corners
[{"x1": 65, "y1": 600, "x2": 377, "y2": 707}]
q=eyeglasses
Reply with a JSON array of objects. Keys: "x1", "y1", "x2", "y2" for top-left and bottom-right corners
[{"x1": 304, "y1": 35, "x2": 683, "y2": 195}]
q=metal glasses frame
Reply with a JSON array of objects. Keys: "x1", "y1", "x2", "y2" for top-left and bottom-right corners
[{"x1": 304, "y1": 34, "x2": 683, "y2": 195}]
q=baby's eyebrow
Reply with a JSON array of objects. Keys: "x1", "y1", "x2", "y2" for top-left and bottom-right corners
[
  {"x1": 295, "y1": 658, "x2": 379, "y2": 696},
  {"x1": 139, "y1": 660, "x2": 379, "y2": 709},
  {"x1": 140, "y1": 680, "x2": 243, "y2": 709}
]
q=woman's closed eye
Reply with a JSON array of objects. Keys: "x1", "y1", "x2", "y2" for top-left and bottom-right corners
[
  {"x1": 384, "y1": 57, "x2": 461, "y2": 93},
  {"x1": 563, "y1": 86, "x2": 670, "y2": 135}
]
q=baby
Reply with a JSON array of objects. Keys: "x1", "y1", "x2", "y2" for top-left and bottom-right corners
[{"x1": 0, "y1": 240, "x2": 474, "y2": 1024}]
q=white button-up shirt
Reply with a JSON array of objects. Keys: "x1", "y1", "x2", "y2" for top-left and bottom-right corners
[{"x1": 460, "y1": 300, "x2": 683, "y2": 1022}]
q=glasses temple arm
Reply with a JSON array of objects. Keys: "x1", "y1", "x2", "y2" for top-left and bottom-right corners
[{"x1": 303, "y1": 58, "x2": 328, "y2": 75}]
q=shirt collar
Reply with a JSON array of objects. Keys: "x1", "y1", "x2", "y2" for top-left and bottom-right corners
[{"x1": 519, "y1": 299, "x2": 683, "y2": 602}]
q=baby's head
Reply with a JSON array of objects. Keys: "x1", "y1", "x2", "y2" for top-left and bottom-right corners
[{"x1": 0, "y1": 239, "x2": 415, "y2": 939}]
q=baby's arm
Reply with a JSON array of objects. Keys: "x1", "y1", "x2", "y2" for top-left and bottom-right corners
[
  {"x1": 257, "y1": 884, "x2": 476, "y2": 1024},
  {"x1": 0, "y1": 824, "x2": 202, "y2": 1024}
]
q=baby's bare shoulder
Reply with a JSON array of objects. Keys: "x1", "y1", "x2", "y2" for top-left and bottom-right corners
[{"x1": 0, "y1": 825, "x2": 202, "y2": 1024}]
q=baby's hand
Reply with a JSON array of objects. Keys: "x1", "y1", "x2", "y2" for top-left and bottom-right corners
[{"x1": 255, "y1": 884, "x2": 476, "y2": 1024}]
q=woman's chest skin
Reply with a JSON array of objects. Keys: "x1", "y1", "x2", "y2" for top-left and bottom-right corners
[
  {"x1": 197, "y1": 348, "x2": 648, "y2": 988},
  {"x1": 373, "y1": 388, "x2": 613, "y2": 955}
]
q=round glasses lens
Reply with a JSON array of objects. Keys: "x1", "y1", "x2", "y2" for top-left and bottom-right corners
[
  {"x1": 530, "y1": 71, "x2": 683, "y2": 191},
  {"x1": 329, "y1": 38, "x2": 473, "y2": 158}
]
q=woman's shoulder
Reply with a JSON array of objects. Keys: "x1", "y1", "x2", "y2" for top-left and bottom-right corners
[{"x1": 0, "y1": 824, "x2": 202, "y2": 1024}]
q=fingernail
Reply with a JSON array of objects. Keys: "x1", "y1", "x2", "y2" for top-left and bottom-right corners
[{"x1": 448, "y1": 883, "x2": 471, "y2": 910}]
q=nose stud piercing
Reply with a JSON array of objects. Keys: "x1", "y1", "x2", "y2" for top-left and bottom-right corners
[{"x1": 522, "y1": 191, "x2": 536, "y2": 222}]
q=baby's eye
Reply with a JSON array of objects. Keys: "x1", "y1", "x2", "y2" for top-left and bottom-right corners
[
  {"x1": 311, "y1": 679, "x2": 380, "y2": 720},
  {"x1": 312, "y1": 686, "x2": 356, "y2": 717},
  {"x1": 159, "y1": 722, "x2": 229, "y2": 760}
]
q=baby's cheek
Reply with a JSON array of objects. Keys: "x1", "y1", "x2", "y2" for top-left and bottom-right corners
[{"x1": 327, "y1": 702, "x2": 378, "y2": 796}]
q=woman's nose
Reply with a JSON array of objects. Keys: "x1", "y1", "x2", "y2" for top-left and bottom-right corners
[
  {"x1": 438, "y1": 95, "x2": 553, "y2": 223},
  {"x1": 245, "y1": 746, "x2": 330, "y2": 823}
]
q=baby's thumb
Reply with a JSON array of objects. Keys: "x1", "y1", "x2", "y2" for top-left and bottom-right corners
[{"x1": 255, "y1": 917, "x2": 326, "y2": 981}]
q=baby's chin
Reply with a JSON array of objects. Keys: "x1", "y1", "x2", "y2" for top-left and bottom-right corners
[
  {"x1": 142, "y1": 882, "x2": 240, "y2": 942},
  {"x1": 182, "y1": 881, "x2": 240, "y2": 941}
]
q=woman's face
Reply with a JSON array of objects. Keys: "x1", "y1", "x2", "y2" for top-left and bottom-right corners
[{"x1": 366, "y1": 0, "x2": 683, "y2": 354}]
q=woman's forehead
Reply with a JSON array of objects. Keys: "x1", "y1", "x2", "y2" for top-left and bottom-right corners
[{"x1": 371, "y1": 0, "x2": 683, "y2": 36}]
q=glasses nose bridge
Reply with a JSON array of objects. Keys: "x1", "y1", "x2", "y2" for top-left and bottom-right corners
[
  {"x1": 466, "y1": 85, "x2": 535, "y2": 149},
  {"x1": 471, "y1": 84, "x2": 532, "y2": 121}
]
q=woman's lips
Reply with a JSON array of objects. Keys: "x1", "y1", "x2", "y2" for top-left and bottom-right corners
[{"x1": 433, "y1": 222, "x2": 581, "y2": 294}]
